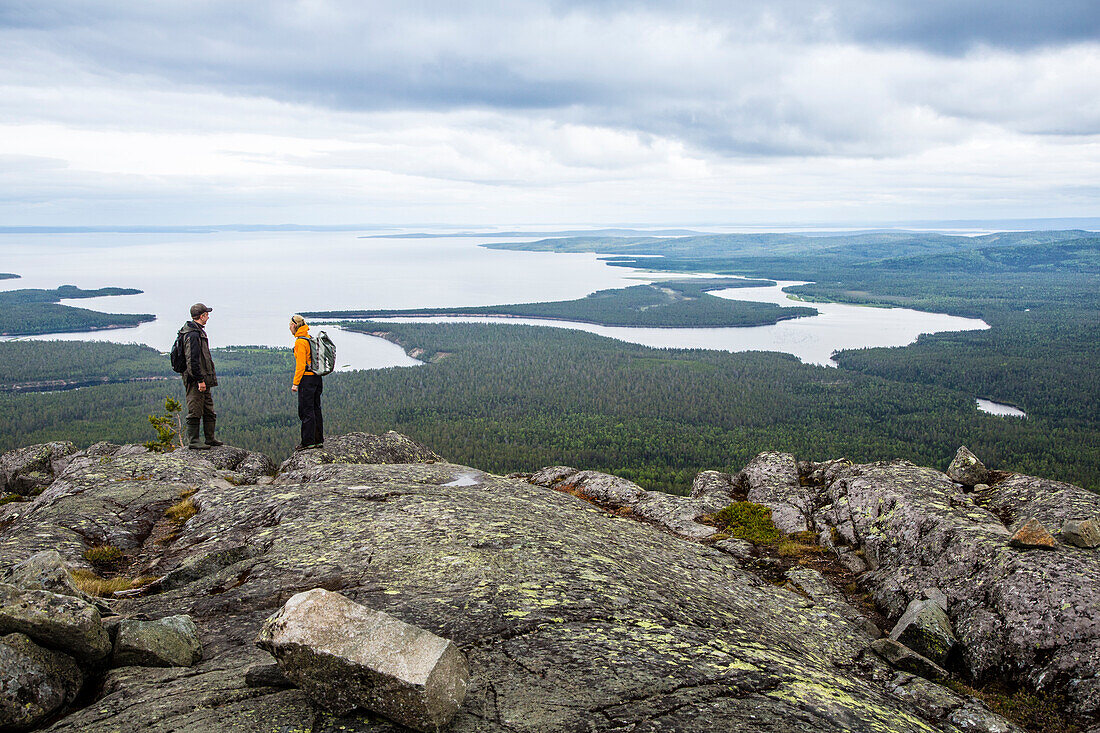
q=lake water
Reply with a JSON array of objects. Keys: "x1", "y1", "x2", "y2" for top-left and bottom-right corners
[
  {"x1": 976, "y1": 398, "x2": 1027, "y2": 418},
  {"x1": 0, "y1": 230, "x2": 988, "y2": 368},
  {"x1": 368, "y1": 278, "x2": 988, "y2": 367}
]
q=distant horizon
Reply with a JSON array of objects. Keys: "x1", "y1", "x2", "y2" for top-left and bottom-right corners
[{"x1": 1, "y1": 217, "x2": 1098, "y2": 236}]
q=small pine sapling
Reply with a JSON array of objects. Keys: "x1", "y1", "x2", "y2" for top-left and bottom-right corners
[{"x1": 145, "y1": 396, "x2": 184, "y2": 452}]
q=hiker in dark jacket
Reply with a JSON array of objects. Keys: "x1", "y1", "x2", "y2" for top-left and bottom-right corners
[{"x1": 179, "y1": 303, "x2": 222, "y2": 450}]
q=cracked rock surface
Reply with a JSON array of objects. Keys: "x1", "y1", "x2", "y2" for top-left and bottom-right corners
[
  {"x1": 745, "y1": 452, "x2": 1100, "y2": 720},
  {"x1": 0, "y1": 437, "x2": 1045, "y2": 732}
]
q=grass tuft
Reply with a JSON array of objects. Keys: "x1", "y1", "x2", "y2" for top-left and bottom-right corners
[
  {"x1": 777, "y1": 530, "x2": 827, "y2": 558},
  {"x1": 69, "y1": 569, "x2": 158, "y2": 597},
  {"x1": 165, "y1": 497, "x2": 197, "y2": 523},
  {"x1": 82, "y1": 544, "x2": 123, "y2": 567}
]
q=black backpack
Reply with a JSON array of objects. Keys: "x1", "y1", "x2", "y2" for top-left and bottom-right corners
[{"x1": 170, "y1": 332, "x2": 187, "y2": 373}]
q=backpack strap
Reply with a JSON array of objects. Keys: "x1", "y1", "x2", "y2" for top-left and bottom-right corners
[{"x1": 296, "y1": 336, "x2": 313, "y2": 372}]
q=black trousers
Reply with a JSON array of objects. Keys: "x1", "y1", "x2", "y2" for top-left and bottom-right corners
[{"x1": 298, "y1": 374, "x2": 324, "y2": 446}]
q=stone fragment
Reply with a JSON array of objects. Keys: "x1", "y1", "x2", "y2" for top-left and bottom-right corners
[
  {"x1": 946, "y1": 446, "x2": 990, "y2": 486},
  {"x1": 0, "y1": 583, "x2": 110, "y2": 664},
  {"x1": 1061, "y1": 518, "x2": 1100, "y2": 548},
  {"x1": 0, "y1": 632, "x2": 83, "y2": 731},
  {"x1": 112, "y1": 615, "x2": 202, "y2": 667},
  {"x1": 245, "y1": 662, "x2": 294, "y2": 688},
  {"x1": 889, "y1": 598, "x2": 957, "y2": 666},
  {"x1": 256, "y1": 589, "x2": 469, "y2": 731},
  {"x1": 1008, "y1": 518, "x2": 1057, "y2": 550},
  {"x1": 948, "y1": 703, "x2": 1023, "y2": 733},
  {"x1": 714, "y1": 538, "x2": 754, "y2": 558},
  {"x1": 869, "y1": 638, "x2": 948, "y2": 680},
  {"x1": 837, "y1": 550, "x2": 869, "y2": 575},
  {"x1": 921, "y1": 587, "x2": 948, "y2": 613},
  {"x1": 690, "y1": 470, "x2": 741, "y2": 499}
]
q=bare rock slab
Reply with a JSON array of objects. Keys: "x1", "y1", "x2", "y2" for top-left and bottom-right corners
[
  {"x1": 0, "y1": 632, "x2": 83, "y2": 731},
  {"x1": 112, "y1": 615, "x2": 202, "y2": 667},
  {"x1": 256, "y1": 588, "x2": 469, "y2": 732}
]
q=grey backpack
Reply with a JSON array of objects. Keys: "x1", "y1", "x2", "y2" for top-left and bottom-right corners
[{"x1": 299, "y1": 331, "x2": 336, "y2": 376}]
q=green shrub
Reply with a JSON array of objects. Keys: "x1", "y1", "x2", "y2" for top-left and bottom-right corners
[{"x1": 710, "y1": 502, "x2": 782, "y2": 545}]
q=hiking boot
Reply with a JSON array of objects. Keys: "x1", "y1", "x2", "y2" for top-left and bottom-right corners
[
  {"x1": 203, "y1": 417, "x2": 224, "y2": 447},
  {"x1": 186, "y1": 417, "x2": 210, "y2": 450}
]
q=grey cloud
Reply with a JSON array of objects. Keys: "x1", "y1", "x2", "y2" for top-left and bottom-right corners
[{"x1": 2, "y1": 1, "x2": 1098, "y2": 159}]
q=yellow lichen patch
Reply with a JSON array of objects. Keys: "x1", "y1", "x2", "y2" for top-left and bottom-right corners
[{"x1": 768, "y1": 679, "x2": 941, "y2": 733}]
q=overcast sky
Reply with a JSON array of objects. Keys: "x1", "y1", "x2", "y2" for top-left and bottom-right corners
[{"x1": 2, "y1": 1, "x2": 1098, "y2": 227}]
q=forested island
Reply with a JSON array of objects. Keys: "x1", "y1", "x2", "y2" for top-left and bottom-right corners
[
  {"x1": 305, "y1": 278, "x2": 817, "y2": 328},
  {"x1": 0, "y1": 281, "x2": 154, "y2": 336}
]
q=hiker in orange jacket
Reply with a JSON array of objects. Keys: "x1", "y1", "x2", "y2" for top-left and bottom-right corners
[{"x1": 290, "y1": 314, "x2": 323, "y2": 450}]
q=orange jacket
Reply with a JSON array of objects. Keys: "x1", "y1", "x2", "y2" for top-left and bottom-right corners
[{"x1": 292, "y1": 324, "x2": 315, "y2": 385}]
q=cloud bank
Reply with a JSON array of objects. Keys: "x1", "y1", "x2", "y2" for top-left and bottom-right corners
[{"x1": 1, "y1": 1, "x2": 1098, "y2": 225}]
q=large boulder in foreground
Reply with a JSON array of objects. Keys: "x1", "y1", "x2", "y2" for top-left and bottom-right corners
[
  {"x1": 0, "y1": 632, "x2": 83, "y2": 730},
  {"x1": 256, "y1": 588, "x2": 469, "y2": 731}
]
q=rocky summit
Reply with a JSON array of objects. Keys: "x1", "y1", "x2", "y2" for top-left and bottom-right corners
[{"x1": 1, "y1": 433, "x2": 1098, "y2": 732}]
